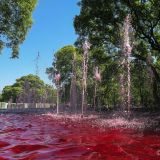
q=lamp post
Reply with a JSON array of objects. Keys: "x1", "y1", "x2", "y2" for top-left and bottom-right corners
[{"x1": 81, "y1": 40, "x2": 91, "y2": 116}]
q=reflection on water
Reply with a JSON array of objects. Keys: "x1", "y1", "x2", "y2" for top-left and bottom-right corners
[{"x1": 0, "y1": 114, "x2": 159, "y2": 160}]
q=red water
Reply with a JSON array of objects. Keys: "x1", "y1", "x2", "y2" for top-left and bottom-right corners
[{"x1": 0, "y1": 114, "x2": 159, "y2": 160}]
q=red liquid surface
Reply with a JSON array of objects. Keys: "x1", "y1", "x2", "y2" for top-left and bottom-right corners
[{"x1": 0, "y1": 114, "x2": 159, "y2": 160}]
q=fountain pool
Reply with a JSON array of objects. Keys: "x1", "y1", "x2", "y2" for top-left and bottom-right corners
[{"x1": 0, "y1": 113, "x2": 159, "y2": 160}]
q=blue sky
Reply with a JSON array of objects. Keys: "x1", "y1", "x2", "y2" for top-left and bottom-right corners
[{"x1": 0, "y1": 0, "x2": 80, "y2": 91}]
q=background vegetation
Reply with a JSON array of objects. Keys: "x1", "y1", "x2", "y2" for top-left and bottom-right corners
[
  {"x1": 1, "y1": 0, "x2": 159, "y2": 110},
  {"x1": 1, "y1": 74, "x2": 56, "y2": 103},
  {"x1": 47, "y1": 0, "x2": 160, "y2": 110}
]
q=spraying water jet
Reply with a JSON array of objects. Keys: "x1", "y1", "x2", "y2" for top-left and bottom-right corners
[
  {"x1": 93, "y1": 66, "x2": 101, "y2": 110},
  {"x1": 81, "y1": 40, "x2": 91, "y2": 116},
  {"x1": 120, "y1": 14, "x2": 133, "y2": 117},
  {"x1": 55, "y1": 72, "x2": 61, "y2": 114}
]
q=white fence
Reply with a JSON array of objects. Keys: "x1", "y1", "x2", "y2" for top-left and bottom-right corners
[{"x1": 0, "y1": 102, "x2": 56, "y2": 109}]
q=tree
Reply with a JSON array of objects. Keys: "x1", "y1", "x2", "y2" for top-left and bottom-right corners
[
  {"x1": 74, "y1": 0, "x2": 160, "y2": 53},
  {"x1": 46, "y1": 45, "x2": 82, "y2": 104},
  {"x1": 123, "y1": 0, "x2": 160, "y2": 53},
  {"x1": 0, "y1": 94, "x2": 2, "y2": 102},
  {"x1": 124, "y1": 0, "x2": 160, "y2": 106},
  {"x1": 0, "y1": 0, "x2": 37, "y2": 57},
  {"x1": 74, "y1": 0, "x2": 160, "y2": 108},
  {"x1": 1, "y1": 74, "x2": 56, "y2": 103}
]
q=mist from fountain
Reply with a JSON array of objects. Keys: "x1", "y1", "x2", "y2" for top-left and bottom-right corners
[
  {"x1": 44, "y1": 15, "x2": 159, "y2": 132},
  {"x1": 93, "y1": 66, "x2": 101, "y2": 110},
  {"x1": 120, "y1": 14, "x2": 133, "y2": 114},
  {"x1": 55, "y1": 72, "x2": 61, "y2": 114},
  {"x1": 70, "y1": 53, "x2": 77, "y2": 113},
  {"x1": 81, "y1": 40, "x2": 91, "y2": 116}
]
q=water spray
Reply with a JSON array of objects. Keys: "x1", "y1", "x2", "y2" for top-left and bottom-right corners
[
  {"x1": 81, "y1": 40, "x2": 91, "y2": 116},
  {"x1": 55, "y1": 73, "x2": 61, "y2": 114},
  {"x1": 93, "y1": 66, "x2": 101, "y2": 110},
  {"x1": 121, "y1": 14, "x2": 133, "y2": 114},
  {"x1": 70, "y1": 52, "x2": 77, "y2": 112}
]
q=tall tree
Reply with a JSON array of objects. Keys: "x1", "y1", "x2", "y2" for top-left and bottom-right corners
[
  {"x1": 74, "y1": 0, "x2": 160, "y2": 107},
  {"x1": 0, "y1": 0, "x2": 37, "y2": 57},
  {"x1": 46, "y1": 45, "x2": 82, "y2": 104},
  {"x1": 1, "y1": 74, "x2": 56, "y2": 103}
]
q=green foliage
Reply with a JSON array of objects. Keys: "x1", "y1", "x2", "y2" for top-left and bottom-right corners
[
  {"x1": 1, "y1": 74, "x2": 56, "y2": 103},
  {"x1": 74, "y1": 0, "x2": 160, "y2": 53},
  {"x1": 46, "y1": 0, "x2": 160, "y2": 109},
  {"x1": 124, "y1": 0, "x2": 160, "y2": 53},
  {"x1": 46, "y1": 45, "x2": 82, "y2": 103},
  {"x1": 55, "y1": 45, "x2": 77, "y2": 83},
  {"x1": 72, "y1": 0, "x2": 160, "y2": 108},
  {"x1": 0, "y1": 94, "x2": 2, "y2": 101},
  {"x1": 0, "y1": 0, "x2": 37, "y2": 57}
]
